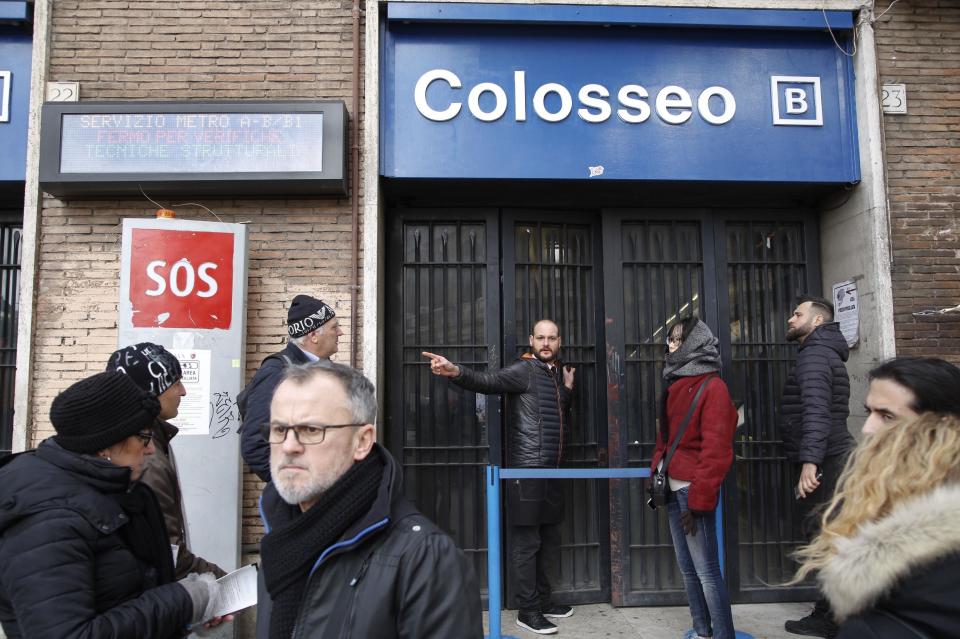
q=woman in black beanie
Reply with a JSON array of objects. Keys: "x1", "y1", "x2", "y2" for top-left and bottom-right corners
[{"x1": 0, "y1": 371, "x2": 220, "y2": 638}]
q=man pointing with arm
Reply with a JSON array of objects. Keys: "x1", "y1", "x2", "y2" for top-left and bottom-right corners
[{"x1": 424, "y1": 318, "x2": 575, "y2": 636}]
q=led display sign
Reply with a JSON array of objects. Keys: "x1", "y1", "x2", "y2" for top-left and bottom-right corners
[
  {"x1": 40, "y1": 101, "x2": 347, "y2": 197},
  {"x1": 59, "y1": 112, "x2": 323, "y2": 174}
]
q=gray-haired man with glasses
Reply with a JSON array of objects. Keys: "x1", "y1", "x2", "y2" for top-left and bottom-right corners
[{"x1": 255, "y1": 362, "x2": 482, "y2": 639}]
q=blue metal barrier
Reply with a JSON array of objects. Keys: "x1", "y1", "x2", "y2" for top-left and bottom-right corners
[{"x1": 484, "y1": 466, "x2": 753, "y2": 639}]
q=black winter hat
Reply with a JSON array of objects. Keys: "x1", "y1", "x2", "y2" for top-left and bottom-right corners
[
  {"x1": 287, "y1": 295, "x2": 336, "y2": 338},
  {"x1": 106, "y1": 342, "x2": 182, "y2": 396},
  {"x1": 51, "y1": 371, "x2": 161, "y2": 454}
]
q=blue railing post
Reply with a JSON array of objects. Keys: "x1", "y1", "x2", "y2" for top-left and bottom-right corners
[
  {"x1": 485, "y1": 465, "x2": 504, "y2": 639},
  {"x1": 483, "y1": 466, "x2": 750, "y2": 639}
]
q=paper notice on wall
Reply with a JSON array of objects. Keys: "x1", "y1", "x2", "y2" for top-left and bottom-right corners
[
  {"x1": 831, "y1": 280, "x2": 859, "y2": 348},
  {"x1": 170, "y1": 349, "x2": 212, "y2": 436}
]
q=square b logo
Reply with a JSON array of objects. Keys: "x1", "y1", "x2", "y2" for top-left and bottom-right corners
[{"x1": 771, "y1": 76, "x2": 823, "y2": 126}]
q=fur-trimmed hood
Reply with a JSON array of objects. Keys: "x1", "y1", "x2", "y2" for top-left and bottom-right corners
[{"x1": 819, "y1": 483, "x2": 960, "y2": 621}]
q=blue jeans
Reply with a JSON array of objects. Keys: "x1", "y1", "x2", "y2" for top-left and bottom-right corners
[{"x1": 667, "y1": 487, "x2": 735, "y2": 639}]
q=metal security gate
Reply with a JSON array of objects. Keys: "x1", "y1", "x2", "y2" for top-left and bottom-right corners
[
  {"x1": 386, "y1": 206, "x2": 820, "y2": 606},
  {"x1": 604, "y1": 210, "x2": 820, "y2": 604},
  {"x1": 0, "y1": 216, "x2": 22, "y2": 457},
  {"x1": 385, "y1": 210, "x2": 500, "y2": 592},
  {"x1": 386, "y1": 209, "x2": 610, "y2": 604},
  {"x1": 717, "y1": 215, "x2": 821, "y2": 603},
  {"x1": 603, "y1": 211, "x2": 717, "y2": 605}
]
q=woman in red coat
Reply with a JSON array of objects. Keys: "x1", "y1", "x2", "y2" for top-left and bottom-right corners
[{"x1": 650, "y1": 316, "x2": 738, "y2": 639}]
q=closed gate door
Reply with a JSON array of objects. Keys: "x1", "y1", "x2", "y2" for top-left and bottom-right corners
[
  {"x1": 0, "y1": 214, "x2": 21, "y2": 456},
  {"x1": 385, "y1": 209, "x2": 501, "y2": 591},
  {"x1": 387, "y1": 206, "x2": 820, "y2": 607},
  {"x1": 604, "y1": 210, "x2": 820, "y2": 605},
  {"x1": 603, "y1": 210, "x2": 717, "y2": 605},
  {"x1": 716, "y1": 215, "x2": 821, "y2": 603}
]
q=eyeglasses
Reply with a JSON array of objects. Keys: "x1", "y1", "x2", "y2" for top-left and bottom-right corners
[
  {"x1": 667, "y1": 335, "x2": 683, "y2": 345},
  {"x1": 260, "y1": 422, "x2": 364, "y2": 445},
  {"x1": 136, "y1": 431, "x2": 155, "y2": 447}
]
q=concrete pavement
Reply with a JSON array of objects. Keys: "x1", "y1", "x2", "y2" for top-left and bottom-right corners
[
  {"x1": 486, "y1": 602, "x2": 812, "y2": 639},
  {"x1": 229, "y1": 598, "x2": 811, "y2": 638}
]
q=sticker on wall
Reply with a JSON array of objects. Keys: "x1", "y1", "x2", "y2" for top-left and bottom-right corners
[
  {"x1": 832, "y1": 280, "x2": 859, "y2": 348},
  {"x1": 170, "y1": 348, "x2": 213, "y2": 436}
]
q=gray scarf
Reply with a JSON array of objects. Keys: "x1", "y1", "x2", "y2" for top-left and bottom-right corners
[{"x1": 662, "y1": 319, "x2": 721, "y2": 381}]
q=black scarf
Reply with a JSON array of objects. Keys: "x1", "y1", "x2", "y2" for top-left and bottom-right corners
[
  {"x1": 261, "y1": 448, "x2": 385, "y2": 639},
  {"x1": 113, "y1": 481, "x2": 176, "y2": 587}
]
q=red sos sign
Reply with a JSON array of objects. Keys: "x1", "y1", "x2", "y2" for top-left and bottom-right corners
[{"x1": 129, "y1": 228, "x2": 234, "y2": 329}]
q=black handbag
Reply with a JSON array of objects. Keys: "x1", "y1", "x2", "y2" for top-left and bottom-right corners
[{"x1": 647, "y1": 377, "x2": 713, "y2": 510}]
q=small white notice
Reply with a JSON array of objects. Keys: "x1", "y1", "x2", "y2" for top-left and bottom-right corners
[
  {"x1": 832, "y1": 280, "x2": 859, "y2": 348},
  {"x1": 170, "y1": 349, "x2": 212, "y2": 436},
  {"x1": 210, "y1": 564, "x2": 258, "y2": 618}
]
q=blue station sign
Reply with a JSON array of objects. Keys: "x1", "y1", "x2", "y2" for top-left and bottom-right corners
[
  {"x1": 382, "y1": 5, "x2": 860, "y2": 184},
  {"x1": 0, "y1": 27, "x2": 32, "y2": 183}
]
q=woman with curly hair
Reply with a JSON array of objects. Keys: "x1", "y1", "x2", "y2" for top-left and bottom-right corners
[{"x1": 793, "y1": 412, "x2": 960, "y2": 638}]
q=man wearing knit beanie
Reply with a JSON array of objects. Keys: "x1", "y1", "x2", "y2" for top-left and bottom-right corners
[
  {"x1": 108, "y1": 342, "x2": 225, "y2": 579},
  {"x1": 238, "y1": 294, "x2": 343, "y2": 481}
]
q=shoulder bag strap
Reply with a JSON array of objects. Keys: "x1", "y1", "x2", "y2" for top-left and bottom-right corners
[{"x1": 662, "y1": 376, "x2": 714, "y2": 474}]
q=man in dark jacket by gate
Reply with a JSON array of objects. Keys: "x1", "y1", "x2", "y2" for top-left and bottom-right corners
[
  {"x1": 779, "y1": 295, "x2": 855, "y2": 639},
  {"x1": 424, "y1": 318, "x2": 576, "y2": 636},
  {"x1": 257, "y1": 362, "x2": 482, "y2": 639},
  {"x1": 239, "y1": 294, "x2": 342, "y2": 481}
]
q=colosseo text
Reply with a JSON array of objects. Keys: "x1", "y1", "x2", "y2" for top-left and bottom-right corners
[{"x1": 413, "y1": 69, "x2": 737, "y2": 126}]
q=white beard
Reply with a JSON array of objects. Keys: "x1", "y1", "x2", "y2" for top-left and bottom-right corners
[{"x1": 272, "y1": 454, "x2": 353, "y2": 507}]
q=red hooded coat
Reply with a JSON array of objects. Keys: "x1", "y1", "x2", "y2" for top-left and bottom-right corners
[{"x1": 650, "y1": 373, "x2": 738, "y2": 512}]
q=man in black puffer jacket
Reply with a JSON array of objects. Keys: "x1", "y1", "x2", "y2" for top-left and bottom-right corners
[
  {"x1": 424, "y1": 319, "x2": 576, "y2": 636},
  {"x1": 779, "y1": 295, "x2": 855, "y2": 639}
]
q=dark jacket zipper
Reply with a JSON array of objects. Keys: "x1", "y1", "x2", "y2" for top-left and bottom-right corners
[
  {"x1": 338, "y1": 557, "x2": 373, "y2": 639},
  {"x1": 550, "y1": 365, "x2": 564, "y2": 467}
]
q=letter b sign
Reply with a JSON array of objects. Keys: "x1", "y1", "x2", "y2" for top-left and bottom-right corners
[{"x1": 129, "y1": 229, "x2": 234, "y2": 329}]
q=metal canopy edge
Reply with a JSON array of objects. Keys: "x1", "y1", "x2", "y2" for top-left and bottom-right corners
[{"x1": 387, "y1": 3, "x2": 855, "y2": 30}]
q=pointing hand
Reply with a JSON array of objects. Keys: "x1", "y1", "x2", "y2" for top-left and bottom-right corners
[{"x1": 422, "y1": 352, "x2": 461, "y2": 378}]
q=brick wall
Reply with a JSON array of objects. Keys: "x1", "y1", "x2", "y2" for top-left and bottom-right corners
[
  {"x1": 35, "y1": 0, "x2": 365, "y2": 544},
  {"x1": 874, "y1": 0, "x2": 960, "y2": 358}
]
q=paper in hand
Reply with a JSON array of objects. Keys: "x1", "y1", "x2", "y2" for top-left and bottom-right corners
[{"x1": 209, "y1": 564, "x2": 258, "y2": 618}]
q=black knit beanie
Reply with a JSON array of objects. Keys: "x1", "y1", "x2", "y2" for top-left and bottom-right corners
[
  {"x1": 51, "y1": 371, "x2": 161, "y2": 453},
  {"x1": 287, "y1": 295, "x2": 335, "y2": 338},
  {"x1": 106, "y1": 342, "x2": 182, "y2": 396}
]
